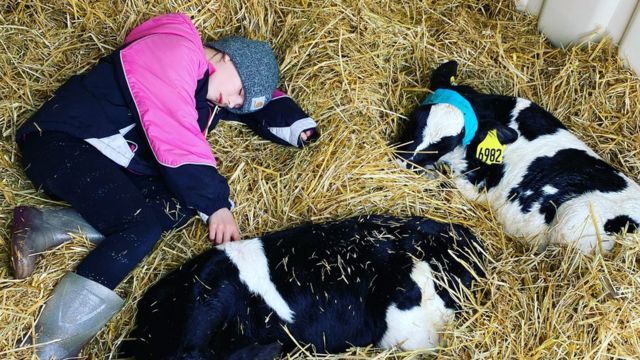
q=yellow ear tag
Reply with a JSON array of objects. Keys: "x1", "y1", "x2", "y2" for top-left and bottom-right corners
[{"x1": 476, "y1": 129, "x2": 505, "y2": 165}]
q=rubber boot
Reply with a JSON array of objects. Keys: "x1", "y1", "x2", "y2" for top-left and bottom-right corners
[
  {"x1": 11, "y1": 206, "x2": 105, "y2": 279},
  {"x1": 28, "y1": 272, "x2": 124, "y2": 359}
]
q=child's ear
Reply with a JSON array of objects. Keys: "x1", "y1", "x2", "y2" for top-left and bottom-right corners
[{"x1": 495, "y1": 125, "x2": 518, "y2": 144}]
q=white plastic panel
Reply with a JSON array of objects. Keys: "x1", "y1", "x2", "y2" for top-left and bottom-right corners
[
  {"x1": 538, "y1": 0, "x2": 622, "y2": 47},
  {"x1": 515, "y1": 0, "x2": 640, "y2": 76},
  {"x1": 620, "y1": 5, "x2": 640, "y2": 75},
  {"x1": 609, "y1": 0, "x2": 638, "y2": 43},
  {"x1": 515, "y1": 0, "x2": 545, "y2": 15}
]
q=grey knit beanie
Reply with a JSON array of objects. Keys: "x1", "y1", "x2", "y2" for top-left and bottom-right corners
[{"x1": 205, "y1": 36, "x2": 278, "y2": 114}]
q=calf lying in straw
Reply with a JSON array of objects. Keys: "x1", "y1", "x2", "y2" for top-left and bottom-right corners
[
  {"x1": 396, "y1": 61, "x2": 640, "y2": 253},
  {"x1": 126, "y1": 215, "x2": 483, "y2": 359}
]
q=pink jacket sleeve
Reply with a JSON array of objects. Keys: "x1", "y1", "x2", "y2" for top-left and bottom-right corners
[{"x1": 119, "y1": 31, "x2": 216, "y2": 168}]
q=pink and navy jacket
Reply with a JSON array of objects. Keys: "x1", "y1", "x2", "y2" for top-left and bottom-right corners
[{"x1": 17, "y1": 13, "x2": 317, "y2": 221}]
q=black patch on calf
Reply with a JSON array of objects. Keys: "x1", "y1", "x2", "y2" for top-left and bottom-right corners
[
  {"x1": 395, "y1": 282, "x2": 422, "y2": 310},
  {"x1": 466, "y1": 95, "x2": 516, "y2": 129},
  {"x1": 465, "y1": 162, "x2": 506, "y2": 192},
  {"x1": 395, "y1": 113, "x2": 418, "y2": 148},
  {"x1": 509, "y1": 149, "x2": 628, "y2": 224},
  {"x1": 604, "y1": 215, "x2": 639, "y2": 234},
  {"x1": 228, "y1": 342, "x2": 282, "y2": 360},
  {"x1": 514, "y1": 102, "x2": 566, "y2": 141}
]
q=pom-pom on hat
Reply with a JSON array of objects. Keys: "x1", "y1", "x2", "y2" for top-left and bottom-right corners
[{"x1": 205, "y1": 36, "x2": 279, "y2": 114}]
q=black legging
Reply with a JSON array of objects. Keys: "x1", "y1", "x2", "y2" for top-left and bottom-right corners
[{"x1": 19, "y1": 131, "x2": 196, "y2": 289}]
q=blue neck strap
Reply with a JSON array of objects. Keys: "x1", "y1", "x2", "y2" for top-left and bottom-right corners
[{"x1": 421, "y1": 89, "x2": 478, "y2": 146}]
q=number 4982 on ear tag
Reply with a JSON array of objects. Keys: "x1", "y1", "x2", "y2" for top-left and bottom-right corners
[{"x1": 476, "y1": 129, "x2": 506, "y2": 165}]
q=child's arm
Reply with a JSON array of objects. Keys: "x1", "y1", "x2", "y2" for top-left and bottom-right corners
[
  {"x1": 211, "y1": 90, "x2": 319, "y2": 148},
  {"x1": 119, "y1": 19, "x2": 239, "y2": 242},
  {"x1": 160, "y1": 164, "x2": 239, "y2": 244}
]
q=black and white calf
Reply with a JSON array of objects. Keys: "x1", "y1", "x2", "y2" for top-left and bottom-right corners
[
  {"x1": 397, "y1": 60, "x2": 640, "y2": 253},
  {"x1": 127, "y1": 215, "x2": 483, "y2": 359}
]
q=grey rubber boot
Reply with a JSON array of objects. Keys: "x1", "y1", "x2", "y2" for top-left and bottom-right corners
[
  {"x1": 29, "y1": 272, "x2": 124, "y2": 359},
  {"x1": 11, "y1": 206, "x2": 105, "y2": 279}
]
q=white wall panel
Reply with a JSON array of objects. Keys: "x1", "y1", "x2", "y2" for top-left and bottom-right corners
[
  {"x1": 515, "y1": 0, "x2": 545, "y2": 15},
  {"x1": 538, "y1": 0, "x2": 622, "y2": 47},
  {"x1": 608, "y1": 0, "x2": 638, "y2": 43},
  {"x1": 620, "y1": 5, "x2": 640, "y2": 75},
  {"x1": 515, "y1": 0, "x2": 640, "y2": 75}
]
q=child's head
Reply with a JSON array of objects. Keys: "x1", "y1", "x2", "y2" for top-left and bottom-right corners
[{"x1": 205, "y1": 36, "x2": 278, "y2": 114}]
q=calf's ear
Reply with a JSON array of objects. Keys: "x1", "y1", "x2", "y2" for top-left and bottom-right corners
[{"x1": 495, "y1": 125, "x2": 518, "y2": 144}]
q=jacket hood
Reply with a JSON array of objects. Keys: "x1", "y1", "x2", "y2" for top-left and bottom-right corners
[{"x1": 124, "y1": 13, "x2": 202, "y2": 50}]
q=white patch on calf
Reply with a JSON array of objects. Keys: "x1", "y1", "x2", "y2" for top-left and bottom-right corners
[
  {"x1": 411, "y1": 104, "x2": 464, "y2": 159},
  {"x1": 439, "y1": 147, "x2": 488, "y2": 203},
  {"x1": 549, "y1": 179, "x2": 640, "y2": 253},
  {"x1": 508, "y1": 98, "x2": 531, "y2": 128},
  {"x1": 219, "y1": 238, "x2": 295, "y2": 323},
  {"x1": 378, "y1": 261, "x2": 454, "y2": 350},
  {"x1": 542, "y1": 185, "x2": 558, "y2": 195},
  {"x1": 439, "y1": 146, "x2": 467, "y2": 173}
]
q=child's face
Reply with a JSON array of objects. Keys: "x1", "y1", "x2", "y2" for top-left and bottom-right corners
[{"x1": 207, "y1": 53, "x2": 245, "y2": 110}]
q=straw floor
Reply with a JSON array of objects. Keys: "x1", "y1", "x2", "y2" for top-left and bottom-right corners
[{"x1": 1, "y1": 0, "x2": 640, "y2": 358}]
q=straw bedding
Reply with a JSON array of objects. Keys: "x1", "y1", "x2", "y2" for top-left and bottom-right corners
[{"x1": 1, "y1": 0, "x2": 640, "y2": 358}]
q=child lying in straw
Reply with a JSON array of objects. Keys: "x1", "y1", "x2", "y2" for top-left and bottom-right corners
[{"x1": 11, "y1": 12, "x2": 317, "y2": 359}]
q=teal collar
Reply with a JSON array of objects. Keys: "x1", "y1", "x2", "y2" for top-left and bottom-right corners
[{"x1": 421, "y1": 89, "x2": 478, "y2": 146}]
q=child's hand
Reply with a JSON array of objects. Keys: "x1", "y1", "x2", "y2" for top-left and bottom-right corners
[
  {"x1": 208, "y1": 208, "x2": 241, "y2": 245},
  {"x1": 300, "y1": 129, "x2": 314, "y2": 141}
]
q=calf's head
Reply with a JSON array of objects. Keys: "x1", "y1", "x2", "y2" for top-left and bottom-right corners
[
  {"x1": 396, "y1": 100, "x2": 519, "y2": 173},
  {"x1": 396, "y1": 103, "x2": 465, "y2": 170}
]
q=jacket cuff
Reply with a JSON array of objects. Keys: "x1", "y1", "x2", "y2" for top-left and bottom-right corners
[
  {"x1": 268, "y1": 117, "x2": 318, "y2": 147},
  {"x1": 197, "y1": 198, "x2": 234, "y2": 223}
]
